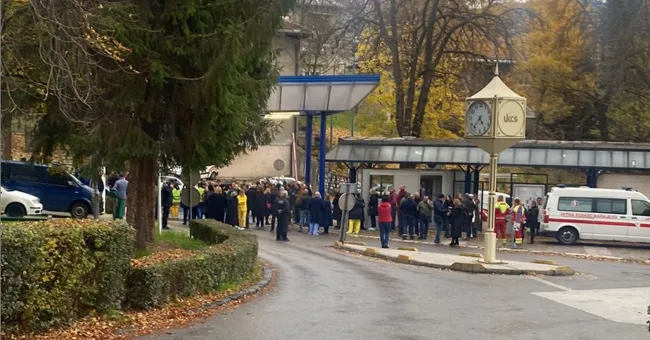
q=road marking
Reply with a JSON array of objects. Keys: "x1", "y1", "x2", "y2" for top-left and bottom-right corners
[
  {"x1": 527, "y1": 276, "x2": 573, "y2": 291},
  {"x1": 583, "y1": 246, "x2": 614, "y2": 257},
  {"x1": 532, "y1": 286, "x2": 650, "y2": 325}
]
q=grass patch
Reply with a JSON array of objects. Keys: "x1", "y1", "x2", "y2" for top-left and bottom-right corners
[
  {"x1": 155, "y1": 230, "x2": 206, "y2": 250},
  {"x1": 134, "y1": 230, "x2": 207, "y2": 259}
]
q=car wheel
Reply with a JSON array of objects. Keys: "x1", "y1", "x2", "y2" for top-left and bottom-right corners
[
  {"x1": 6, "y1": 203, "x2": 26, "y2": 218},
  {"x1": 209, "y1": 171, "x2": 218, "y2": 180},
  {"x1": 557, "y1": 226, "x2": 579, "y2": 245},
  {"x1": 70, "y1": 202, "x2": 90, "y2": 219}
]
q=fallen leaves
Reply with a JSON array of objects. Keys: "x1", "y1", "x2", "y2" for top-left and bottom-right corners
[
  {"x1": 3, "y1": 262, "x2": 268, "y2": 340},
  {"x1": 130, "y1": 249, "x2": 198, "y2": 268}
]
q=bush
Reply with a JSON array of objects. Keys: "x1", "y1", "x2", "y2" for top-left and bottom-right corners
[
  {"x1": 1, "y1": 220, "x2": 134, "y2": 331},
  {"x1": 124, "y1": 220, "x2": 257, "y2": 309}
]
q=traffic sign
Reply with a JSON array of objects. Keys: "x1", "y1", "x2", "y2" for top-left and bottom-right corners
[
  {"x1": 181, "y1": 187, "x2": 201, "y2": 207},
  {"x1": 338, "y1": 193, "x2": 356, "y2": 211}
]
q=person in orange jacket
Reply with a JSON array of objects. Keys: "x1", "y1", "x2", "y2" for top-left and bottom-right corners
[
  {"x1": 511, "y1": 197, "x2": 527, "y2": 248},
  {"x1": 494, "y1": 195, "x2": 510, "y2": 246}
]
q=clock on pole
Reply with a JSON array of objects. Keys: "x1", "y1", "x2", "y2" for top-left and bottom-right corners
[{"x1": 464, "y1": 63, "x2": 527, "y2": 263}]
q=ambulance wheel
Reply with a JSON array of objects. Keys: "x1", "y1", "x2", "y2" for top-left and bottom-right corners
[{"x1": 557, "y1": 227, "x2": 578, "y2": 245}]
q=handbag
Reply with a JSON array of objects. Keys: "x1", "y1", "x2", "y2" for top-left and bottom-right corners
[{"x1": 513, "y1": 222, "x2": 521, "y2": 232}]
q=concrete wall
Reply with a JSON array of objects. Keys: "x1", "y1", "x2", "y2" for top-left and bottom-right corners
[
  {"x1": 274, "y1": 36, "x2": 299, "y2": 76},
  {"x1": 598, "y1": 173, "x2": 650, "y2": 198}
]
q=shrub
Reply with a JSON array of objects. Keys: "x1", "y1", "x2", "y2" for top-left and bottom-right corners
[
  {"x1": 124, "y1": 220, "x2": 257, "y2": 309},
  {"x1": 1, "y1": 220, "x2": 134, "y2": 331}
]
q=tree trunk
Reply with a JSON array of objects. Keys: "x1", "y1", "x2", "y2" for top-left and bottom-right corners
[
  {"x1": 128, "y1": 156, "x2": 156, "y2": 249},
  {"x1": 126, "y1": 161, "x2": 139, "y2": 226}
]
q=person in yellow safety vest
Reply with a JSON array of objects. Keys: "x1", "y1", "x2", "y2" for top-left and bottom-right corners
[
  {"x1": 494, "y1": 196, "x2": 510, "y2": 246},
  {"x1": 237, "y1": 188, "x2": 248, "y2": 229},
  {"x1": 195, "y1": 184, "x2": 206, "y2": 219},
  {"x1": 511, "y1": 198, "x2": 527, "y2": 248},
  {"x1": 171, "y1": 184, "x2": 181, "y2": 219}
]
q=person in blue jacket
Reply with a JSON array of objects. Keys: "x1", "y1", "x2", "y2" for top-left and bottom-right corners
[{"x1": 308, "y1": 192, "x2": 325, "y2": 235}]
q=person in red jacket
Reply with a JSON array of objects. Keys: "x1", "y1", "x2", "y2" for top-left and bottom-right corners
[
  {"x1": 377, "y1": 195, "x2": 393, "y2": 248},
  {"x1": 494, "y1": 195, "x2": 510, "y2": 246}
]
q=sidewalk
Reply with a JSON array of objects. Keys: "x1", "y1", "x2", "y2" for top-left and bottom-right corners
[
  {"x1": 334, "y1": 242, "x2": 576, "y2": 276},
  {"x1": 306, "y1": 225, "x2": 650, "y2": 264}
]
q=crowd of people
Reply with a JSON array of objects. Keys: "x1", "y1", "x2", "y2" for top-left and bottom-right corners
[{"x1": 156, "y1": 178, "x2": 542, "y2": 249}]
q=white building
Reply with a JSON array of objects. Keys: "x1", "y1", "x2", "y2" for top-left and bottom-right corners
[{"x1": 215, "y1": 22, "x2": 311, "y2": 180}]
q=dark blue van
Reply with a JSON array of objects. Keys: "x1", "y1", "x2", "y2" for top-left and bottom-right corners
[{"x1": 1, "y1": 161, "x2": 94, "y2": 218}]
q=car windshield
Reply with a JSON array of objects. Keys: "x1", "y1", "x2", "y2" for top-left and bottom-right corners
[{"x1": 67, "y1": 172, "x2": 84, "y2": 186}]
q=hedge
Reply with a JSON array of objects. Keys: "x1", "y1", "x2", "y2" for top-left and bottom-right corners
[
  {"x1": 1, "y1": 220, "x2": 134, "y2": 331},
  {"x1": 123, "y1": 220, "x2": 258, "y2": 309}
]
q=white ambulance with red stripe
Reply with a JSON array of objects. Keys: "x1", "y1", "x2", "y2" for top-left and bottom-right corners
[{"x1": 539, "y1": 186, "x2": 650, "y2": 245}]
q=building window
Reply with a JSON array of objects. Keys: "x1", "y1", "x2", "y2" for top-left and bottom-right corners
[{"x1": 369, "y1": 175, "x2": 393, "y2": 195}]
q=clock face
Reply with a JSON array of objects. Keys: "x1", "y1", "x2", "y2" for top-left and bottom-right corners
[{"x1": 466, "y1": 101, "x2": 492, "y2": 135}]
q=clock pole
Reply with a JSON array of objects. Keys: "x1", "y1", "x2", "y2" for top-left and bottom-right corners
[
  {"x1": 464, "y1": 61, "x2": 527, "y2": 264},
  {"x1": 484, "y1": 153, "x2": 499, "y2": 263}
]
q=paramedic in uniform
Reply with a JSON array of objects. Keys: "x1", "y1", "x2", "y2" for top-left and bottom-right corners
[
  {"x1": 511, "y1": 198, "x2": 526, "y2": 248},
  {"x1": 494, "y1": 195, "x2": 510, "y2": 247}
]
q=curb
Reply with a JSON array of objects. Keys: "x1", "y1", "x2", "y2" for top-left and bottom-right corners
[
  {"x1": 344, "y1": 234, "x2": 646, "y2": 264},
  {"x1": 336, "y1": 245, "x2": 575, "y2": 276},
  {"x1": 189, "y1": 262, "x2": 273, "y2": 311}
]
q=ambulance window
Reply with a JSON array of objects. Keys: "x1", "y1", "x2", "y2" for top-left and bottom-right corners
[
  {"x1": 558, "y1": 197, "x2": 593, "y2": 212},
  {"x1": 595, "y1": 199, "x2": 627, "y2": 214},
  {"x1": 632, "y1": 200, "x2": 650, "y2": 216}
]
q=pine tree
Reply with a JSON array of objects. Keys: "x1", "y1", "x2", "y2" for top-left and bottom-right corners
[{"x1": 31, "y1": 0, "x2": 295, "y2": 248}]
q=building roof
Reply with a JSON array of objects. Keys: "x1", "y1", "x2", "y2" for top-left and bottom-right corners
[
  {"x1": 278, "y1": 18, "x2": 312, "y2": 39},
  {"x1": 324, "y1": 137, "x2": 650, "y2": 170}
]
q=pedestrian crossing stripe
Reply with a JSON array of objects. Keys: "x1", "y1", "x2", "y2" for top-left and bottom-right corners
[{"x1": 532, "y1": 286, "x2": 650, "y2": 325}]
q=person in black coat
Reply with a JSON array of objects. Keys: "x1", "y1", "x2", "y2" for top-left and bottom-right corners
[
  {"x1": 225, "y1": 190, "x2": 240, "y2": 228},
  {"x1": 332, "y1": 192, "x2": 342, "y2": 229},
  {"x1": 367, "y1": 190, "x2": 379, "y2": 230},
  {"x1": 206, "y1": 186, "x2": 227, "y2": 222},
  {"x1": 308, "y1": 192, "x2": 325, "y2": 235},
  {"x1": 321, "y1": 194, "x2": 333, "y2": 234},
  {"x1": 525, "y1": 201, "x2": 540, "y2": 244},
  {"x1": 275, "y1": 191, "x2": 291, "y2": 241},
  {"x1": 268, "y1": 187, "x2": 279, "y2": 231},
  {"x1": 245, "y1": 185, "x2": 257, "y2": 228},
  {"x1": 449, "y1": 198, "x2": 464, "y2": 246},
  {"x1": 254, "y1": 187, "x2": 266, "y2": 228},
  {"x1": 161, "y1": 181, "x2": 173, "y2": 230}
]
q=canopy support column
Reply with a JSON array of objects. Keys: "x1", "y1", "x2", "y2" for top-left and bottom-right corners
[
  {"x1": 305, "y1": 114, "x2": 313, "y2": 185},
  {"x1": 319, "y1": 112, "x2": 327, "y2": 197}
]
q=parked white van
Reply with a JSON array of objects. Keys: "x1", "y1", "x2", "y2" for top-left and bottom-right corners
[{"x1": 539, "y1": 186, "x2": 650, "y2": 245}]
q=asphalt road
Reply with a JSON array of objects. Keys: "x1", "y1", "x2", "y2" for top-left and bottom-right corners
[{"x1": 142, "y1": 228, "x2": 650, "y2": 340}]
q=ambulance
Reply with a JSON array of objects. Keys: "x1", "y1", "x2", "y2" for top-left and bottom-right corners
[{"x1": 539, "y1": 186, "x2": 650, "y2": 245}]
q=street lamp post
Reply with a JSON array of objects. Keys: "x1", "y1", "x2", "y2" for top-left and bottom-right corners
[{"x1": 463, "y1": 63, "x2": 527, "y2": 263}]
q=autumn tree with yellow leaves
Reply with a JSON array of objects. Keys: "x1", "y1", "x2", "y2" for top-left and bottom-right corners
[
  {"x1": 512, "y1": 0, "x2": 650, "y2": 142},
  {"x1": 356, "y1": 0, "x2": 519, "y2": 139}
]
